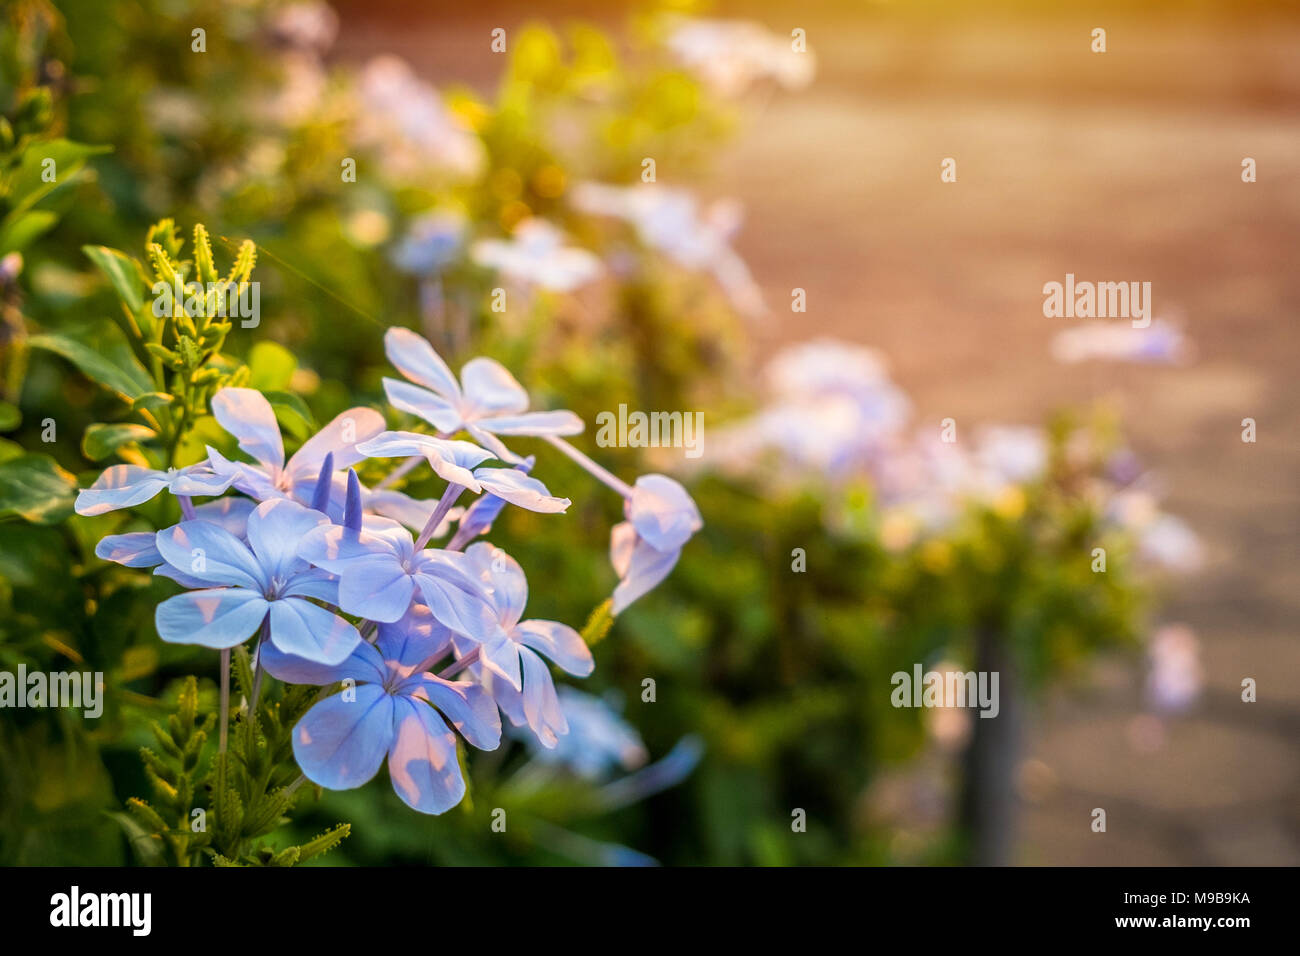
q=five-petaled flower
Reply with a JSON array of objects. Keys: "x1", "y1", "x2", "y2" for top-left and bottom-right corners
[
  {"x1": 382, "y1": 326, "x2": 583, "y2": 463},
  {"x1": 154, "y1": 498, "x2": 361, "y2": 664},
  {"x1": 260, "y1": 604, "x2": 501, "y2": 814}
]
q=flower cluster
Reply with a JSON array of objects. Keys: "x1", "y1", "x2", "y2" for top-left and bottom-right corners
[{"x1": 77, "y1": 328, "x2": 702, "y2": 814}]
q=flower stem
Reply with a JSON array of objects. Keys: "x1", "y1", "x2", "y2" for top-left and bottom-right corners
[
  {"x1": 179, "y1": 494, "x2": 196, "y2": 520},
  {"x1": 544, "y1": 435, "x2": 634, "y2": 499},
  {"x1": 436, "y1": 646, "x2": 480, "y2": 680},
  {"x1": 413, "y1": 482, "x2": 464, "y2": 551},
  {"x1": 218, "y1": 647, "x2": 230, "y2": 754}
]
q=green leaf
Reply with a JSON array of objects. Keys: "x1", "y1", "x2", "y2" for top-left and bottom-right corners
[
  {"x1": 264, "y1": 390, "x2": 316, "y2": 442},
  {"x1": 132, "y1": 391, "x2": 174, "y2": 413},
  {"x1": 83, "y1": 244, "x2": 148, "y2": 314},
  {"x1": 0, "y1": 453, "x2": 77, "y2": 524},
  {"x1": 2, "y1": 139, "x2": 111, "y2": 223},
  {"x1": 0, "y1": 400, "x2": 19, "y2": 431},
  {"x1": 0, "y1": 209, "x2": 57, "y2": 255},
  {"x1": 246, "y1": 341, "x2": 297, "y2": 391},
  {"x1": 82, "y1": 422, "x2": 157, "y2": 461},
  {"x1": 29, "y1": 329, "x2": 152, "y2": 401}
]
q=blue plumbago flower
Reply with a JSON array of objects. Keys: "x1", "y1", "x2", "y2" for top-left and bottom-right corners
[
  {"x1": 259, "y1": 603, "x2": 501, "y2": 814},
  {"x1": 469, "y1": 218, "x2": 603, "y2": 294},
  {"x1": 609, "y1": 474, "x2": 703, "y2": 613},
  {"x1": 382, "y1": 326, "x2": 583, "y2": 463},
  {"x1": 153, "y1": 498, "x2": 361, "y2": 664},
  {"x1": 390, "y1": 211, "x2": 464, "y2": 276},
  {"x1": 206, "y1": 387, "x2": 385, "y2": 505},
  {"x1": 75, "y1": 463, "x2": 233, "y2": 516},
  {"x1": 450, "y1": 542, "x2": 593, "y2": 748},
  {"x1": 358, "y1": 430, "x2": 570, "y2": 512}
]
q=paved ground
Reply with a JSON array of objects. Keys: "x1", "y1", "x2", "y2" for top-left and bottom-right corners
[{"x1": 336, "y1": 2, "x2": 1300, "y2": 864}]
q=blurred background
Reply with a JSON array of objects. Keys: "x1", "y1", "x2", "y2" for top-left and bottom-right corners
[{"x1": 1, "y1": 0, "x2": 1296, "y2": 865}]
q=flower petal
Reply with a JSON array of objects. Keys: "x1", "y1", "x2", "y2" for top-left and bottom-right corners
[
  {"x1": 259, "y1": 634, "x2": 386, "y2": 686},
  {"x1": 476, "y1": 409, "x2": 584, "y2": 436},
  {"x1": 458, "y1": 357, "x2": 529, "y2": 417},
  {"x1": 95, "y1": 532, "x2": 163, "y2": 567},
  {"x1": 357, "y1": 430, "x2": 493, "y2": 491},
  {"x1": 268, "y1": 597, "x2": 362, "y2": 665},
  {"x1": 293, "y1": 684, "x2": 394, "y2": 790},
  {"x1": 205, "y1": 446, "x2": 281, "y2": 501},
  {"x1": 458, "y1": 541, "x2": 527, "y2": 628},
  {"x1": 385, "y1": 326, "x2": 462, "y2": 400},
  {"x1": 382, "y1": 378, "x2": 464, "y2": 433},
  {"x1": 212, "y1": 387, "x2": 285, "y2": 471},
  {"x1": 155, "y1": 520, "x2": 267, "y2": 590},
  {"x1": 386, "y1": 696, "x2": 466, "y2": 814},
  {"x1": 627, "y1": 474, "x2": 703, "y2": 552},
  {"x1": 287, "y1": 405, "x2": 387, "y2": 478},
  {"x1": 247, "y1": 498, "x2": 327, "y2": 581},
  {"x1": 518, "y1": 645, "x2": 567, "y2": 749},
  {"x1": 514, "y1": 619, "x2": 594, "y2": 676},
  {"x1": 75, "y1": 466, "x2": 167, "y2": 516},
  {"x1": 406, "y1": 674, "x2": 501, "y2": 751},
  {"x1": 472, "y1": 468, "x2": 570, "y2": 514},
  {"x1": 610, "y1": 522, "x2": 681, "y2": 614},
  {"x1": 412, "y1": 561, "x2": 506, "y2": 647},
  {"x1": 156, "y1": 588, "x2": 269, "y2": 649}
]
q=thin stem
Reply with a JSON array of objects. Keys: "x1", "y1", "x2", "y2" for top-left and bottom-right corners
[
  {"x1": 360, "y1": 619, "x2": 378, "y2": 643},
  {"x1": 413, "y1": 482, "x2": 465, "y2": 551},
  {"x1": 247, "y1": 623, "x2": 268, "y2": 716},
  {"x1": 178, "y1": 494, "x2": 197, "y2": 520},
  {"x1": 218, "y1": 647, "x2": 230, "y2": 754},
  {"x1": 436, "y1": 646, "x2": 480, "y2": 680},
  {"x1": 544, "y1": 435, "x2": 634, "y2": 499},
  {"x1": 284, "y1": 773, "x2": 308, "y2": 797}
]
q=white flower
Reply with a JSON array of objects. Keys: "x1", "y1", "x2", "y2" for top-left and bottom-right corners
[
  {"x1": 353, "y1": 56, "x2": 484, "y2": 180},
  {"x1": 572, "y1": 182, "x2": 764, "y2": 316},
  {"x1": 470, "y1": 219, "x2": 603, "y2": 293}
]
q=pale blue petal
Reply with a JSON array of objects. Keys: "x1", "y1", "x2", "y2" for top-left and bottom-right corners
[
  {"x1": 259, "y1": 635, "x2": 386, "y2": 686},
  {"x1": 156, "y1": 588, "x2": 268, "y2": 649},
  {"x1": 382, "y1": 378, "x2": 463, "y2": 433},
  {"x1": 246, "y1": 498, "x2": 327, "y2": 581},
  {"x1": 384, "y1": 327, "x2": 461, "y2": 400},
  {"x1": 375, "y1": 603, "x2": 453, "y2": 672},
  {"x1": 610, "y1": 521, "x2": 681, "y2": 614},
  {"x1": 268, "y1": 597, "x2": 362, "y2": 665},
  {"x1": 458, "y1": 357, "x2": 528, "y2": 416},
  {"x1": 155, "y1": 520, "x2": 267, "y2": 590},
  {"x1": 477, "y1": 410, "x2": 584, "y2": 436},
  {"x1": 514, "y1": 619, "x2": 594, "y2": 677},
  {"x1": 95, "y1": 532, "x2": 162, "y2": 568},
  {"x1": 286, "y1": 406, "x2": 387, "y2": 478},
  {"x1": 472, "y1": 468, "x2": 569, "y2": 514},
  {"x1": 404, "y1": 674, "x2": 501, "y2": 751},
  {"x1": 75, "y1": 466, "x2": 167, "y2": 516},
  {"x1": 168, "y1": 466, "x2": 235, "y2": 498},
  {"x1": 627, "y1": 474, "x2": 703, "y2": 552},
  {"x1": 477, "y1": 632, "x2": 523, "y2": 692},
  {"x1": 293, "y1": 684, "x2": 394, "y2": 790},
  {"x1": 211, "y1": 387, "x2": 285, "y2": 471},
  {"x1": 458, "y1": 541, "x2": 527, "y2": 628},
  {"x1": 281, "y1": 567, "x2": 339, "y2": 604},
  {"x1": 192, "y1": 496, "x2": 257, "y2": 538},
  {"x1": 518, "y1": 645, "x2": 567, "y2": 749},
  {"x1": 206, "y1": 445, "x2": 281, "y2": 501},
  {"x1": 386, "y1": 696, "x2": 465, "y2": 814},
  {"x1": 358, "y1": 430, "x2": 493, "y2": 490}
]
